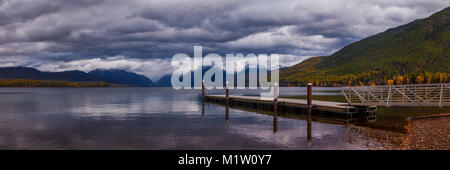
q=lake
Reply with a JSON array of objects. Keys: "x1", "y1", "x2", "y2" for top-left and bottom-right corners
[{"x1": 0, "y1": 87, "x2": 382, "y2": 149}]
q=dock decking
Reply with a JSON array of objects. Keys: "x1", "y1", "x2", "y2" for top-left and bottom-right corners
[{"x1": 205, "y1": 95, "x2": 377, "y2": 120}]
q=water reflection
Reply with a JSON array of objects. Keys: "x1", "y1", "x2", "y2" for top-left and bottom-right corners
[
  {"x1": 307, "y1": 113, "x2": 312, "y2": 143},
  {"x1": 273, "y1": 99, "x2": 278, "y2": 134},
  {"x1": 0, "y1": 87, "x2": 381, "y2": 149},
  {"x1": 202, "y1": 100, "x2": 205, "y2": 120},
  {"x1": 273, "y1": 116, "x2": 277, "y2": 133},
  {"x1": 226, "y1": 107, "x2": 229, "y2": 123}
]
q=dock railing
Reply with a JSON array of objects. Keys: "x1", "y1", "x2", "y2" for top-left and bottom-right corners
[{"x1": 342, "y1": 83, "x2": 450, "y2": 107}]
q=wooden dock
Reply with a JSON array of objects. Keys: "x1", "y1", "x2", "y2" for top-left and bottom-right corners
[{"x1": 205, "y1": 94, "x2": 377, "y2": 120}]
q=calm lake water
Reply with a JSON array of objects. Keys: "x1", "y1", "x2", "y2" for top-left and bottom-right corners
[{"x1": 0, "y1": 87, "x2": 381, "y2": 149}]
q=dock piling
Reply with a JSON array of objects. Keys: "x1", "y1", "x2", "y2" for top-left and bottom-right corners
[
  {"x1": 307, "y1": 83, "x2": 312, "y2": 107},
  {"x1": 226, "y1": 81, "x2": 229, "y2": 104},
  {"x1": 274, "y1": 83, "x2": 279, "y2": 118},
  {"x1": 202, "y1": 80, "x2": 205, "y2": 99}
]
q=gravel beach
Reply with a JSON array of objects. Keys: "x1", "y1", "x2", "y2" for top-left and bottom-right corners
[{"x1": 402, "y1": 114, "x2": 450, "y2": 150}]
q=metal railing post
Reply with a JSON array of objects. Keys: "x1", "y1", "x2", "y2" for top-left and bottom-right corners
[
  {"x1": 386, "y1": 85, "x2": 392, "y2": 107},
  {"x1": 439, "y1": 83, "x2": 443, "y2": 107}
]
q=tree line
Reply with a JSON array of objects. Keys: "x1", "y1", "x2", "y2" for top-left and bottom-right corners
[{"x1": 280, "y1": 71, "x2": 449, "y2": 87}]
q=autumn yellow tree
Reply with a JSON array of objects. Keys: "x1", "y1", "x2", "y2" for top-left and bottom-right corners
[
  {"x1": 387, "y1": 79, "x2": 394, "y2": 85},
  {"x1": 416, "y1": 75, "x2": 424, "y2": 84}
]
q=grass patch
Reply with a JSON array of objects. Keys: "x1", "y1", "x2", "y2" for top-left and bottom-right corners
[{"x1": 362, "y1": 106, "x2": 450, "y2": 132}]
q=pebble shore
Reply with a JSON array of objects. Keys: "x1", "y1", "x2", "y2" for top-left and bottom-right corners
[{"x1": 401, "y1": 114, "x2": 450, "y2": 150}]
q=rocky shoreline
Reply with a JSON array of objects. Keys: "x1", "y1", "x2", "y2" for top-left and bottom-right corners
[
  {"x1": 402, "y1": 113, "x2": 450, "y2": 150},
  {"x1": 346, "y1": 113, "x2": 450, "y2": 150}
]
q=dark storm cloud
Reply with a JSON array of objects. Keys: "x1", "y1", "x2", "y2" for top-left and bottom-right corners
[
  {"x1": 0, "y1": 0, "x2": 105, "y2": 25},
  {"x1": 0, "y1": 0, "x2": 449, "y2": 79}
]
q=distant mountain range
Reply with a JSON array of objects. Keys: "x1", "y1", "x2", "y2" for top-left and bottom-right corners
[
  {"x1": 89, "y1": 69, "x2": 155, "y2": 87},
  {"x1": 155, "y1": 66, "x2": 224, "y2": 88},
  {"x1": 280, "y1": 7, "x2": 450, "y2": 86},
  {"x1": 0, "y1": 67, "x2": 160, "y2": 87},
  {"x1": 156, "y1": 65, "x2": 273, "y2": 88},
  {"x1": 0, "y1": 67, "x2": 99, "y2": 82},
  {"x1": 0, "y1": 66, "x2": 273, "y2": 87}
]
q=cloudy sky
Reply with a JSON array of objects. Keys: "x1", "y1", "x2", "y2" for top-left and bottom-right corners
[{"x1": 0, "y1": 0, "x2": 448, "y2": 80}]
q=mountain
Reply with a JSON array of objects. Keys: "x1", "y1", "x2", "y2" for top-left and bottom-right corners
[
  {"x1": 0, "y1": 67, "x2": 156, "y2": 87},
  {"x1": 0, "y1": 67, "x2": 100, "y2": 82},
  {"x1": 281, "y1": 7, "x2": 450, "y2": 86},
  {"x1": 88, "y1": 69, "x2": 155, "y2": 87},
  {"x1": 50, "y1": 70, "x2": 102, "y2": 82},
  {"x1": 159, "y1": 65, "x2": 272, "y2": 87},
  {"x1": 155, "y1": 74, "x2": 172, "y2": 87},
  {"x1": 156, "y1": 66, "x2": 229, "y2": 87}
]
